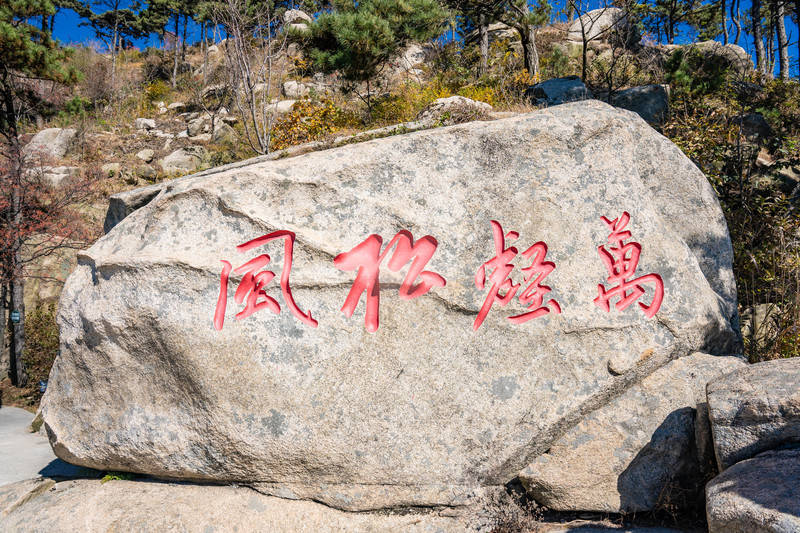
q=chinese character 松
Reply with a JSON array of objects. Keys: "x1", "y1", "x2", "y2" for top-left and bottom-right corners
[{"x1": 334, "y1": 230, "x2": 446, "y2": 332}]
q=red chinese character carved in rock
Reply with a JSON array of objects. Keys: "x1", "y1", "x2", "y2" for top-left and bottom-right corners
[
  {"x1": 594, "y1": 211, "x2": 664, "y2": 318},
  {"x1": 334, "y1": 230, "x2": 446, "y2": 332},
  {"x1": 214, "y1": 230, "x2": 317, "y2": 330},
  {"x1": 474, "y1": 220, "x2": 561, "y2": 330}
]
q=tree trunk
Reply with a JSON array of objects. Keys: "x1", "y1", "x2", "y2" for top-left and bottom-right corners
[
  {"x1": 1, "y1": 283, "x2": 8, "y2": 381},
  {"x1": 9, "y1": 274, "x2": 26, "y2": 388},
  {"x1": 181, "y1": 14, "x2": 189, "y2": 62},
  {"x1": 172, "y1": 14, "x2": 180, "y2": 88},
  {"x1": 796, "y1": 0, "x2": 800, "y2": 79},
  {"x1": 752, "y1": 0, "x2": 767, "y2": 77},
  {"x1": 479, "y1": 14, "x2": 489, "y2": 77},
  {"x1": 731, "y1": 0, "x2": 741, "y2": 44},
  {"x1": 202, "y1": 22, "x2": 208, "y2": 85},
  {"x1": 8, "y1": 147, "x2": 27, "y2": 388},
  {"x1": 776, "y1": 0, "x2": 789, "y2": 80},
  {"x1": 519, "y1": 26, "x2": 539, "y2": 78},
  {"x1": 722, "y1": 0, "x2": 728, "y2": 44}
]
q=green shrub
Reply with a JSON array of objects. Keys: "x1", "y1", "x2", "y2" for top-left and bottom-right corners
[{"x1": 22, "y1": 303, "x2": 59, "y2": 400}]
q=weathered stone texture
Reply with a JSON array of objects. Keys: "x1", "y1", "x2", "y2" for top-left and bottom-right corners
[
  {"x1": 706, "y1": 447, "x2": 800, "y2": 533},
  {"x1": 43, "y1": 101, "x2": 739, "y2": 511},
  {"x1": 707, "y1": 357, "x2": 800, "y2": 470},
  {"x1": 519, "y1": 354, "x2": 745, "y2": 512}
]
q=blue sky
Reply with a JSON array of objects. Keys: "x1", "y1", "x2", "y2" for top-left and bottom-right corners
[{"x1": 50, "y1": 0, "x2": 800, "y2": 77}]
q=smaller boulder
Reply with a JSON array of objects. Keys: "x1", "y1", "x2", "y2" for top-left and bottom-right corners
[
  {"x1": 187, "y1": 118, "x2": 207, "y2": 137},
  {"x1": 526, "y1": 76, "x2": 593, "y2": 106},
  {"x1": 24, "y1": 128, "x2": 77, "y2": 159},
  {"x1": 269, "y1": 100, "x2": 296, "y2": 115},
  {"x1": 733, "y1": 113, "x2": 773, "y2": 144},
  {"x1": 707, "y1": 357, "x2": 800, "y2": 470},
  {"x1": 706, "y1": 447, "x2": 800, "y2": 533},
  {"x1": 282, "y1": 80, "x2": 310, "y2": 99},
  {"x1": 567, "y1": 7, "x2": 636, "y2": 43},
  {"x1": 39, "y1": 166, "x2": 80, "y2": 187},
  {"x1": 136, "y1": 165, "x2": 157, "y2": 180},
  {"x1": 167, "y1": 102, "x2": 186, "y2": 112},
  {"x1": 283, "y1": 8, "x2": 312, "y2": 25},
  {"x1": 212, "y1": 123, "x2": 237, "y2": 143},
  {"x1": 135, "y1": 118, "x2": 156, "y2": 131},
  {"x1": 160, "y1": 146, "x2": 208, "y2": 174},
  {"x1": 101, "y1": 162, "x2": 121, "y2": 176},
  {"x1": 416, "y1": 96, "x2": 492, "y2": 125},
  {"x1": 612, "y1": 85, "x2": 669, "y2": 126},
  {"x1": 688, "y1": 41, "x2": 754, "y2": 76},
  {"x1": 135, "y1": 149, "x2": 155, "y2": 163},
  {"x1": 398, "y1": 43, "x2": 426, "y2": 70}
]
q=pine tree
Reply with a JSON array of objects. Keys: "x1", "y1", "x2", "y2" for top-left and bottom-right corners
[
  {"x1": 306, "y1": 0, "x2": 446, "y2": 116},
  {"x1": 497, "y1": 0, "x2": 549, "y2": 78}
]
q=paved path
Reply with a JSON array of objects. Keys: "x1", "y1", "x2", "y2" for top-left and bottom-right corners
[{"x1": 0, "y1": 406, "x2": 88, "y2": 486}]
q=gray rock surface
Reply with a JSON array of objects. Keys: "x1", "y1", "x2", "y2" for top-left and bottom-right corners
[
  {"x1": 706, "y1": 447, "x2": 800, "y2": 533},
  {"x1": 283, "y1": 79, "x2": 311, "y2": 98},
  {"x1": 526, "y1": 76, "x2": 593, "y2": 106},
  {"x1": 416, "y1": 95, "x2": 493, "y2": 124},
  {"x1": 707, "y1": 357, "x2": 800, "y2": 470},
  {"x1": 44, "y1": 101, "x2": 739, "y2": 511},
  {"x1": 612, "y1": 85, "x2": 669, "y2": 126},
  {"x1": 283, "y1": 8, "x2": 312, "y2": 25},
  {"x1": 23, "y1": 128, "x2": 77, "y2": 159},
  {"x1": 135, "y1": 148, "x2": 155, "y2": 163},
  {"x1": 567, "y1": 7, "x2": 633, "y2": 43},
  {"x1": 37, "y1": 165, "x2": 80, "y2": 188},
  {"x1": 212, "y1": 122, "x2": 237, "y2": 143},
  {"x1": 135, "y1": 118, "x2": 156, "y2": 131},
  {"x1": 519, "y1": 354, "x2": 745, "y2": 512},
  {"x1": 270, "y1": 99, "x2": 296, "y2": 115},
  {"x1": 0, "y1": 477, "x2": 464, "y2": 532},
  {"x1": 689, "y1": 41, "x2": 754, "y2": 75},
  {"x1": 160, "y1": 146, "x2": 207, "y2": 174}
]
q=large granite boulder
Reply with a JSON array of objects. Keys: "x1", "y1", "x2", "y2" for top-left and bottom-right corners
[
  {"x1": 706, "y1": 447, "x2": 800, "y2": 533},
  {"x1": 519, "y1": 354, "x2": 745, "y2": 513},
  {"x1": 0, "y1": 477, "x2": 464, "y2": 532},
  {"x1": 23, "y1": 128, "x2": 77, "y2": 159},
  {"x1": 707, "y1": 357, "x2": 800, "y2": 470},
  {"x1": 43, "y1": 101, "x2": 740, "y2": 512}
]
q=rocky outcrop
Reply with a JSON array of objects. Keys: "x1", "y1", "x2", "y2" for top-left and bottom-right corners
[
  {"x1": 135, "y1": 118, "x2": 156, "y2": 131},
  {"x1": 43, "y1": 101, "x2": 739, "y2": 512},
  {"x1": 135, "y1": 149, "x2": 155, "y2": 163},
  {"x1": 416, "y1": 95, "x2": 492, "y2": 124},
  {"x1": 159, "y1": 146, "x2": 208, "y2": 174},
  {"x1": 526, "y1": 76, "x2": 593, "y2": 106},
  {"x1": 707, "y1": 357, "x2": 800, "y2": 470},
  {"x1": 520, "y1": 354, "x2": 745, "y2": 513},
  {"x1": 567, "y1": 7, "x2": 636, "y2": 44},
  {"x1": 706, "y1": 447, "x2": 800, "y2": 533},
  {"x1": 0, "y1": 477, "x2": 464, "y2": 532},
  {"x1": 612, "y1": 85, "x2": 669, "y2": 126},
  {"x1": 24, "y1": 128, "x2": 77, "y2": 159}
]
